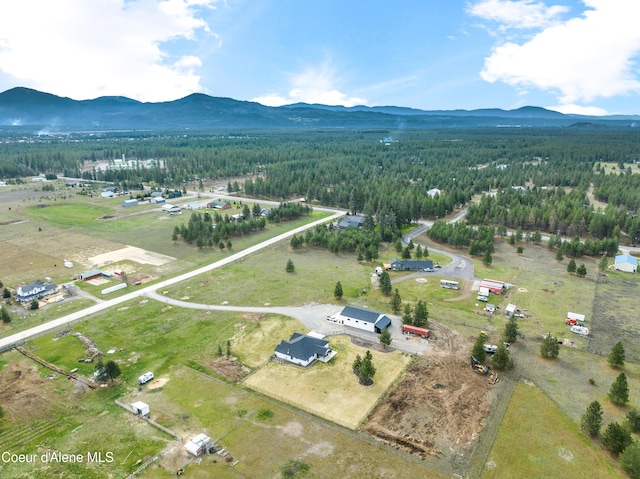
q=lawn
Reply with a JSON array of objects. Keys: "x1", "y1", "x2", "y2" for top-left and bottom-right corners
[
  {"x1": 243, "y1": 335, "x2": 412, "y2": 429},
  {"x1": 481, "y1": 382, "x2": 627, "y2": 479}
]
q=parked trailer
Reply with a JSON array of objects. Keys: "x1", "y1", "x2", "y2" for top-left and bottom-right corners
[
  {"x1": 440, "y1": 279, "x2": 459, "y2": 290},
  {"x1": 402, "y1": 324, "x2": 430, "y2": 338}
]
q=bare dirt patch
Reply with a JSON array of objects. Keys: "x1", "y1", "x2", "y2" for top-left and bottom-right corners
[
  {"x1": 444, "y1": 278, "x2": 473, "y2": 302},
  {"x1": 89, "y1": 245, "x2": 175, "y2": 266},
  {"x1": 365, "y1": 321, "x2": 492, "y2": 466},
  {"x1": 208, "y1": 357, "x2": 251, "y2": 382},
  {"x1": 0, "y1": 362, "x2": 57, "y2": 423},
  {"x1": 147, "y1": 377, "x2": 169, "y2": 390}
]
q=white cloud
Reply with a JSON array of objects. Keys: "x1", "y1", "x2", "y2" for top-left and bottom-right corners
[
  {"x1": 0, "y1": 0, "x2": 219, "y2": 101},
  {"x1": 468, "y1": 0, "x2": 569, "y2": 30},
  {"x1": 547, "y1": 103, "x2": 609, "y2": 115},
  {"x1": 471, "y1": 0, "x2": 640, "y2": 114},
  {"x1": 252, "y1": 62, "x2": 366, "y2": 107}
]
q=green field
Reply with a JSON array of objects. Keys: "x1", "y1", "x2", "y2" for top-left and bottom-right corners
[{"x1": 482, "y1": 382, "x2": 627, "y2": 479}]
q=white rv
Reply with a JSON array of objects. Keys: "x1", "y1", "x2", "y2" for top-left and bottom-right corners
[
  {"x1": 570, "y1": 325, "x2": 589, "y2": 336},
  {"x1": 138, "y1": 371, "x2": 154, "y2": 385}
]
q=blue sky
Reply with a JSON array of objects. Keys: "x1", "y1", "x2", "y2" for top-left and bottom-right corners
[{"x1": 1, "y1": 0, "x2": 640, "y2": 115}]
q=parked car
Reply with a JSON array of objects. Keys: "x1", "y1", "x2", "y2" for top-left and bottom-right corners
[
  {"x1": 477, "y1": 295, "x2": 488, "y2": 302},
  {"x1": 483, "y1": 344, "x2": 498, "y2": 354}
]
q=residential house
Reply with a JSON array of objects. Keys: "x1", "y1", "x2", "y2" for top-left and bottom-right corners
[
  {"x1": 614, "y1": 254, "x2": 638, "y2": 273},
  {"x1": 388, "y1": 258, "x2": 433, "y2": 271},
  {"x1": 15, "y1": 281, "x2": 59, "y2": 303},
  {"x1": 274, "y1": 333, "x2": 336, "y2": 367},
  {"x1": 207, "y1": 201, "x2": 231, "y2": 210},
  {"x1": 337, "y1": 215, "x2": 366, "y2": 229},
  {"x1": 427, "y1": 188, "x2": 442, "y2": 197},
  {"x1": 335, "y1": 305, "x2": 392, "y2": 334},
  {"x1": 185, "y1": 434, "x2": 212, "y2": 457}
]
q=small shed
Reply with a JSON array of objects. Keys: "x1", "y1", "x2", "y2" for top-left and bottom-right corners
[
  {"x1": 122, "y1": 199, "x2": 138, "y2": 207},
  {"x1": 131, "y1": 401, "x2": 150, "y2": 417},
  {"x1": 505, "y1": 303, "x2": 517, "y2": 317},
  {"x1": 185, "y1": 433, "x2": 212, "y2": 457}
]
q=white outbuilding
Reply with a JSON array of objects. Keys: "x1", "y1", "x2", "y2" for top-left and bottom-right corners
[
  {"x1": 131, "y1": 401, "x2": 150, "y2": 417},
  {"x1": 185, "y1": 433, "x2": 212, "y2": 457},
  {"x1": 614, "y1": 254, "x2": 638, "y2": 273}
]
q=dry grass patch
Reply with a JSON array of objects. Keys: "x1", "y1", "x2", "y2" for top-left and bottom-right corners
[{"x1": 243, "y1": 335, "x2": 411, "y2": 429}]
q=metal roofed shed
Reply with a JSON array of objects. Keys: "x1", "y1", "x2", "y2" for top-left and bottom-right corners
[
  {"x1": 131, "y1": 401, "x2": 149, "y2": 417},
  {"x1": 185, "y1": 433, "x2": 212, "y2": 457}
]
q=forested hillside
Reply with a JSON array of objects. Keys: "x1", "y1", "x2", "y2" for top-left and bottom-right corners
[{"x1": 2, "y1": 127, "x2": 640, "y2": 243}]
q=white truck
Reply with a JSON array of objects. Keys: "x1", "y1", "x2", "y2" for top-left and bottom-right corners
[{"x1": 138, "y1": 371, "x2": 154, "y2": 385}]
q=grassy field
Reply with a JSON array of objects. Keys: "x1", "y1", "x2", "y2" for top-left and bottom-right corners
[
  {"x1": 0, "y1": 298, "x2": 437, "y2": 478},
  {"x1": 244, "y1": 335, "x2": 412, "y2": 429},
  {"x1": 482, "y1": 382, "x2": 627, "y2": 479}
]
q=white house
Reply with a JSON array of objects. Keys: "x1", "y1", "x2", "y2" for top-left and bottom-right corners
[
  {"x1": 335, "y1": 305, "x2": 392, "y2": 334},
  {"x1": 614, "y1": 254, "x2": 638, "y2": 273},
  {"x1": 185, "y1": 434, "x2": 212, "y2": 457},
  {"x1": 274, "y1": 333, "x2": 336, "y2": 367},
  {"x1": 15, "y1": 281, "x2": 58, "y2": 303},
  {"x1": 427, "y1": 188, "x2": 442, "y2": 197}
]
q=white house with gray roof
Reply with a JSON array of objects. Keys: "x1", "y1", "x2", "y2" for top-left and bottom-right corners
[
  {"x1": 274, "y1": 333, "x2": 336, "y2": 367},
  {"x1": 335, "y1": 305, "x2": 392, "y2": 334}
]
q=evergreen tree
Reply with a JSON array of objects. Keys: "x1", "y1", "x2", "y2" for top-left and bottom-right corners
[
  {"x1": 491, "y1": 343, "x2": 513, "y2": 370},
  {"x1": 576, "y1": 263, "x2": 587, "y2": 277},
  {"x1": 0, "y1": 305, "x2": 11, "y2": 324},
  {"x1": 555, "y1": 249, "x2": 564, "y2": 262},
  {"x1": 602, "y1": 422, "x2": 633, "y2": 455},
  {"x1": 285, "y1": 259, "x2": 295, "y2": 273},
  {"x1": 504, "y1": 316, "x2": 519, "y2": 344},
  {"x1": 217, "y1": 344, "x2": 223, "y2": 356},
  {"x1": 626, "y1": 409, "x2": 640, "y2": 433},
  {"x1": 334, "y1": 281, "x2": 343, "y2": 300},
  {"x1": 226, "y1": 339, "x2": 231, "y2": 357},
  {"x1": 598, "y1": 254, "x2": 609, "y2": 271},
  {"x1": 609, "y1": 372, "x2": 630, "y2": 405},
  {"x1": 2, "y1": 288, "x2": 10, "y2": 299},
  {"x1": 567, "y1": 258, "x2": 577, "y2": 274},
  {"x1": 471, "y1": 334, "x2": 487, "y2": 363},
  {"x1": 581, "y1": 400, "x2": 603, "y2": 437},
  {"x1": 379, "y1": 271, "x2": 392, "y2": 296},
  {"x1": 94, "y1": 359, "x2": 108, "y2": 383},
  {"x1": 402, "y1": 304, "x2": 413, "y2": 325},
  {"x1": 30, "y1": 299, "x2": 39, "y2": 310},
  {"x1": 401, "y1": 246, "x2": 411, "y2": 260},
  {"x1": 608, "y1": 342, "x2": 626, "y2": 369},
  {"x1": 413, "y1": 300, "x2": 429, "y2": 328},
  {"x1": 620, "y1": 441, "x2": 640, "y2": 479},
  {"x1": 540, "y1": 334, "x2": 560, "y2": 359},
  {"x1": 379, "y1": 328, "x2": 392, "y2": 349},
  {"x1": 352, "y1": 354, "x2": 362, "y2": 374},
  {"x1": 104, "y1": 360, "x2": 122, "y2": 383},
  {"x1": 482, "y1": 250, "x2": 493, "y2": 266},
  {"x1": 358, "y1": 350, "x2": 376, "y2": 385},
  {"x1": 390, "y1": 288, "x2": 402, "y2": 314},
  {"x1": 516, "y1": 246, "x2": 524, "y2": 254},
  {"x1": 415, "y1": 244, "x2": 423, "y2": 259}
]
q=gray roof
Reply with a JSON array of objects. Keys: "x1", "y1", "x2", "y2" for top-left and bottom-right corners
[
  {"x1": 390, "y1": 258, "x2": 433, "y2": 269},
  {"x1": 274, "y1": 333, "x2": 330, "y2": 361},
  {"x1": 337, "y1": 216, "x2": 366, "y2": 228},
  {"x1": 340, "y1": 306, "x2": 392, "y2": 329}
]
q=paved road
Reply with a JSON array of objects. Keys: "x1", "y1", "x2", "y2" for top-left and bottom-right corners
[{"x1": 0, "y1": 210, "x2": 345, "y2": 350}]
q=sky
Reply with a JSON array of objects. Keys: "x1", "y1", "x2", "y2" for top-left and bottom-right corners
[{"x1": 1, "y1": 0, "x2": 640, "y2": 115}]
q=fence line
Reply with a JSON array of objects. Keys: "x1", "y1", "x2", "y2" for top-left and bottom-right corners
[
  {"x1": 0, "y1": 340, "x2": 25, "y2": 355},
  {"x1": 114, "y1": 399, "x2": 182, "y2": 441},
  {"x1": 124, "y1": 443, "x2": 177, "y2": 479}
]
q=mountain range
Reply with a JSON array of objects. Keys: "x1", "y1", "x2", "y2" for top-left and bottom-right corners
[{"x1": 1, "y1": 87, "x2": 638, "y2": 133}]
